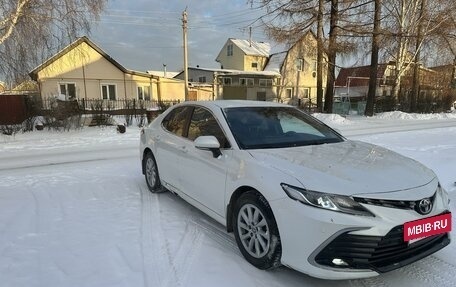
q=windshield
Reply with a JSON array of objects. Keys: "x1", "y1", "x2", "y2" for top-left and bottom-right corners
[{"x1": 223, "y1": 106, "x2": 343, "y2": 149}]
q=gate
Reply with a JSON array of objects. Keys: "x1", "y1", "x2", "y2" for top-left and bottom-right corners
[{"x1": 0, "y1": 95, "x2": 28, "y2": 125}]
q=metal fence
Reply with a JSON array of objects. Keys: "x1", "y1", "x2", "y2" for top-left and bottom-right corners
[{"x1": 40, "y1": 97, "x2": 180, "y2": 112}]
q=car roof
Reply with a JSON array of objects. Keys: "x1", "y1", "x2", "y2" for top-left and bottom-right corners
[{"x1": 179, "y1": 100, "x2": 290, "y2": 109}]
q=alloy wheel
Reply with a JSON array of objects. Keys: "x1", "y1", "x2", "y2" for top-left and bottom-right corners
[
  {"x1": 145, "y1": 157, "x2": 157, "y2": 188},
  {"x1": 237, "y1": 203, "x2": 271, "y2": 258}
]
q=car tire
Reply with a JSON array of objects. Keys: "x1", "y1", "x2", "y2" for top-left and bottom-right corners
[
  {"x1": 233, "y1": 191, "x2": 282, "y2": 270},
  {"x1": 144, "y1": 152, "x2": 166, "y2": 193}
]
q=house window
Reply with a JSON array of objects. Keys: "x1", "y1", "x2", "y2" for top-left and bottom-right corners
[
  {"x1": 101, "y1": 84, "x2": 116, "y2": 100},
  {"x1": 251, "y1": 62, "x2": 258, "y2": 69},
  {"x1": 286, "y1": 88, "x2": 293, "y2": 98},
  {"x1": 199, "y1": 76, "x2": 206, "y2": 83},
  {"x1": 223, "y1": 77, "x2": 232, "y2": 86},
  {"x1": 313, "y1": 60, "x2": 318, "y2": 72},
  {"x1": 257, "y1": 92, "x2": 266, "y2": 101},
  {"x1": 240, "y1": 78, "x2": 254, "y2": 86},
  {"x1": 259, "y1": 79, "x2": 273, "y2": 87},
  {"x1": 301, "y1": 88, "x2": 310, "y2": 98},
  {"x1": 138, "y1": 86, "x2": 150, "y2": 101},
  {"x1": 59, "y1": 83, "x2": 76, "y2": 100},
  {"x1": 296, "y1": 58, "x2": 304, "y2": 71},
  {"x1": 227, "y1": 44, "x2": 233, "y2": 56}
]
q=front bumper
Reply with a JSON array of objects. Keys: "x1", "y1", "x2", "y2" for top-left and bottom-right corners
[
  {"x1": 269, "y1": 192, "x2": 450, "y2": 280},
  {"x1": 314, "y1": 225, "x2": 450, "y2": 273}
]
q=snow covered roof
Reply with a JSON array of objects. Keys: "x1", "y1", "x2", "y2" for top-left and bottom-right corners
[
  {"x1": 264, "y1": 52, "x2": 287, "y2": 73},
  {"x1": 229, "y1": 39, "x2": 270, "y2": 57},
  {"x1": 147, "y1": 70, "x2": 179, "y2": 78}
]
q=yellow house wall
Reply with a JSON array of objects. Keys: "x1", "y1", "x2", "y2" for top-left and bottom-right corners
[
  {"x1": 244, "y1": 55, "x2": 268, "y2": 71},
  {"x1": 126, "y1": 74, "x2": 159, "y2": 101},
  {"x1": 190, "y1": 87, "x2": 213, "y2": 101},
  {"x1": 278, "y1": 33, "x2": 328, "y2": 104},
  {"x1": 217, "y1": 41, "x2": 245, "y2": 70},
  {"x1": 36, "y1": 41, "x2": 165, "y2": 101},
  {"x1": 158, "y1": 78, "x2": 185, "y2": 101}
]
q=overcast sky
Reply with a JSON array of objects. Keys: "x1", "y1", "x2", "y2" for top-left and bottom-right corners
[{"x1": 90, "y1": 0, "x2": 282, "y2": 73}]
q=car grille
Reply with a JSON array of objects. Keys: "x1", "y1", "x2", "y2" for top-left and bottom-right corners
[
  {"x1": 353, "y1": 192, "x2": 436, "y2": 214},
  {"x1": 314, "y1": 225, "x2": 450, "y2": 273}
]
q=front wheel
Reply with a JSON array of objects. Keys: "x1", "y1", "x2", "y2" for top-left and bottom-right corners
[
  {"x1": 144, "y1": 152, "x2": 165, "y2": 193},
  {"x1": 233, "y1": 191, "x2": 282, "y2": 270}
]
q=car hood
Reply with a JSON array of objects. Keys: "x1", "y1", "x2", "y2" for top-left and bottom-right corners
[{"x1": 248, "y1": 140, "x2": 436, "y2": 197}]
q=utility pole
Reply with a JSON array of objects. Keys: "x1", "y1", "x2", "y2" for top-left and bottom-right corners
[
  {"x1": 182, "y1": 9, "x2": 189, "y2": 101},
  {"x1": 249, "y1": 27, "x2": 252, "y2": 47}
]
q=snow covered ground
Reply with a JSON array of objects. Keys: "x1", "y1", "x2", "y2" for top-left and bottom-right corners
[{"x1": 0, "y1": 111, "x2": 455, "y2": 287}]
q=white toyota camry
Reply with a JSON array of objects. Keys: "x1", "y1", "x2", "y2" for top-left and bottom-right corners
[{"x1": 140, "y1": 100, "x2": 451, "y2": 280}]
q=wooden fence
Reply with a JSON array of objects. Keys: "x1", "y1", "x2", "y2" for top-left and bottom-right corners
[{"x1": 0, "y1": 95, "x2": 29, "y2": 125}]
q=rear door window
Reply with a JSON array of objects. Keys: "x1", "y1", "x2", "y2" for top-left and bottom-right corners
[{"x1": 161, "y1": 106, "x2": 193, "y2": 137}]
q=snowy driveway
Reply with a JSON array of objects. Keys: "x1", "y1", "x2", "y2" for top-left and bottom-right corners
[{"x1": 1, "y1": 114, "x2": 455, "y2": 287}]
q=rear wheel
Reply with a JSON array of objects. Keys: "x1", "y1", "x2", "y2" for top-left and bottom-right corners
[
  {"x1": 144, "y1": 152, "x2": 165, "y2": 193},
  {"x1": 233, "y1": 191, "x2": 282, "y2": 270}
]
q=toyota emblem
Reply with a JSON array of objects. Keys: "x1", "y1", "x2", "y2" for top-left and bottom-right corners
[{"x1": 417, "y1": 198, "x2": 432, "y2": 215}]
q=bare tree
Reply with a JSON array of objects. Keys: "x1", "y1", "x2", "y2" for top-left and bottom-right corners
[
  {"x1": 316, "y1": 0, "x2": 324, "y2": 112},
  {"x1": 249, "y1": 0, "x2": 326, "y2": 111},
  {"x1": 365, "y1": 0, "x2": 381, "y2": 116},
  {"x1": 251, "y1": 0, "x2": 369, "y2": 113},
  {"x1": 381, "y1": 0, "x2": 456, "y2": 106},
  {"x1": 0, "y1": 0, "x2": 107, "y2": 84},
  {"x1": 323, "y1": 0, "x2": 338, "y2": 114},
  {"x1": 410, "y1": 0, "x2": 426, "y2": 112}
]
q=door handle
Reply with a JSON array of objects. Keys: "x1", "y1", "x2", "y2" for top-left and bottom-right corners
[
  {"x1": 153, "y1": 135, "x2": 161, "y2": 141},
  {"x1": 180, "y1": 146, "x2": 188, "y2": 153}
]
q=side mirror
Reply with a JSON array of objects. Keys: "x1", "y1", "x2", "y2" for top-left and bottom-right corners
[{"x1": 194, "y1": 136, "x2": 222, "y2": 158}]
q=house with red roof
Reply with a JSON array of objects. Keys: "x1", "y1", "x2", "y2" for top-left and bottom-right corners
[{"x1": 334, "y1": 63, "x2": 395, "y2": 100}]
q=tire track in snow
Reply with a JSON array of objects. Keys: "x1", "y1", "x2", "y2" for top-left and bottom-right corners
[
  {"x1": 190, "y1": 217, "x2": 239, "y2": 254},
  {"x1": 141, "y1": 187, "x2": 205, "y2": 287},
  {"x1": 162, "y1": 222, "x2": 203, "y2": 287},
  {"x1": 139, "y1": 185, "x2": 164, "y2": 287},
  {"x1": 343, "y1": 120, "x2": 456, "y2": 137},
  {"x1": 396, "y1": 256, "x2": 456, "y2": 287},
  {"x1": 0, "y1": 154, "x2": 134, "y2": 172},
  {"x1": 425, "y1": 256, "x2": 456, "y2": 280},
  {"x1": 349, "y1": 276, "x2": 390, "y2": 287}
]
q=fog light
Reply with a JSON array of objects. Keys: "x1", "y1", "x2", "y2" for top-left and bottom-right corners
[{"x1": 332, "y1": 258, "x2": 349, "y2": 266}]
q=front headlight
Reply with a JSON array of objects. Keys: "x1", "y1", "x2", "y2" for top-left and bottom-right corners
[{"x1": 281, "y1": 183, "x2": 374, "y2": 217}]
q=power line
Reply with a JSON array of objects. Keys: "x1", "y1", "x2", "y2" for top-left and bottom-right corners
[
  {"x1": 205, "y1": 6, "x2": 263, "y2": 17},
  {"x1": 99, "y1": 8, "x2": 266, "y2": 28},
  {"x1": 97, "y1": 43, "x2": 182, "y2": 49},
  {"x1": 92, "y1": 19, "x2": 181, "y2": 27},
  {"x1": 104, "y1": 9, "x2": 180, "y2": 14}
]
